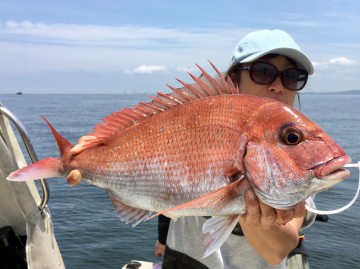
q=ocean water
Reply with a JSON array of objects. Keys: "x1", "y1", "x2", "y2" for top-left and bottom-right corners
[{"x1": 0, "y1": 93, "x2": 359, "y2": 269}]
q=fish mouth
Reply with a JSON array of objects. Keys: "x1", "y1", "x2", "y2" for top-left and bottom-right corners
[
  {"x1": 313, "y1": 155, "x2": 351, "y2": 181},
  {"x1": 249, "y1": 155, "x2": 352, "y2": 210}
]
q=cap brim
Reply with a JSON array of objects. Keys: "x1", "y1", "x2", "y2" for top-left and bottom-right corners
[{"x1": 238, "y1": 48, "x2": 314, "y2": 75}]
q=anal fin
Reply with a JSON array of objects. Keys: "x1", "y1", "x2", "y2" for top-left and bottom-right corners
[{"x1": 108, "y1": 191, "x2": 153, "y2": 227}]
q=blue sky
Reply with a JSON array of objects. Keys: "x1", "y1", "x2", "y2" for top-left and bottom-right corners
[{"x1": 0, "y1": 0, "x2": 359, "y2": 94}]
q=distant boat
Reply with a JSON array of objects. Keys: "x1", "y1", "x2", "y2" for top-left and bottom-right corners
[{"x1": 16, "y1": 92, "x2": 22, "y2": 95}]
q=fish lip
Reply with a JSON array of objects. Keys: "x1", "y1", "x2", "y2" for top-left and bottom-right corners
[{"x1": 313, "y1": 155, "x2": 352, "y2": 180}]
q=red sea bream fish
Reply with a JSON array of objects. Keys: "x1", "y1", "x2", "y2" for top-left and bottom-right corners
[{"x1": 7, "y1": 62, "x2": 351, "y2": 256}]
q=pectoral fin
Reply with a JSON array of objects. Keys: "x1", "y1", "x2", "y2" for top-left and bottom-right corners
[{"x1": 202, "y1": 215, "x2": 241, "y2": 257}]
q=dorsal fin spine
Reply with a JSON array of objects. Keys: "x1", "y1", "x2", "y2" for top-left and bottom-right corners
[
  {"x1": 196, "y1": 64, "x2": 223, "y2": 95},
  {"x1": 114, "y1": 111, "x2": 136, "y2": 120},
  {"x1": 122, "y1": 108, "x2": 143, "y2": 119},
  {"x1": 148, "y1": 99, "x2": 167, "y2": 111},
  {"x1": 103, "y1": 116, "x2": 124, "y2": 125},
  {"x1": 129, "y1": 107, "x2": 148, "y2": 118},
  {"x1": 107, "y1": 117, "x2": 130, "y2": 126},
  {"x1": 207, "y1": 60, "x2": 235, "y2": 94},
  {"x1": 158, "y1": 92, "x2": 184, "y2": 105},
  {"x1": 153, "y1": 93, "x2": 175, "y2": 108},
  {"x1": 133, "y1": 104, "x2": 155, "y2": 116},
  {"x1": 97, "y1": 123, "x2": 118, "y2": 131},
  {"x1": 166, "y1": 85, "x2": 192, "y2": 102},
  {"x1": 141, "y1": 101, "x2": 165, "y2": 112},
  {"x1": 94, "y1": 124, "x2": 117, "y2": 132},
  {"x1": 187, "y1": 72, "x2": 212, "y2": 97},
  {"x1": 114, "y1": 112, "x2": 137, "y2": 122},
  {"x1": 138, "y1": 102, "x2": 158, "y2": 114},
  {"x1": 176, "y1": 78, "x2": 204, "y2": 99},
  {"x1": 230, "y1": 80, "x2": 238, "y2": 94},
  {"x1": 157, "y1": 92, "x2": 180, "y2": 106}
]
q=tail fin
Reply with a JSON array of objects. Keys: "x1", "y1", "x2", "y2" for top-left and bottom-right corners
[
  {"x1": 7, "y1": 116, "x2": 73, "y2": 181},
  {"x1": 41, "y1": 115, "x2": 73, "y2": 157},
  {"x1": 7, "y1": 157, "x2": 63, "y2": 181}
]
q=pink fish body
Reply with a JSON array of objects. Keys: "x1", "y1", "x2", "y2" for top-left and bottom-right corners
[{"x1": 7, "y1": 63, "x2": 351, "y2": 256}]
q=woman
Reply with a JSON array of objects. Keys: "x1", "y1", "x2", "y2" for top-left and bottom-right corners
[{"x1": 156, "y1": 29, "x2": 316, "y2": 269}]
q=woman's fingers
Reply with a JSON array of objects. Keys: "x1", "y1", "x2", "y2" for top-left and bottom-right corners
[
  {"x1": 66, "y1": 169, "x2": 82, "y2": 186},
  {"x1": 258, "y1": 199, "x2": 276, "y2": 229},
  {"x1": 275, "y1": 202, "x2": 306, "y2": 225},
  {"x1": 241, "y1": 189, "x2": 261, "y2": 226},
  {"x1": 242, "y1": 190, "x2": 306, "y2": 229},
  {"x1": 242, "y1": 189, "x2": 276, "y2": 229}
]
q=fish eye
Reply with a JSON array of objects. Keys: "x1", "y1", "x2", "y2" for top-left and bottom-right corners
[{"x1": 281, "y1": 127, "x2": 303, "y2": 145}]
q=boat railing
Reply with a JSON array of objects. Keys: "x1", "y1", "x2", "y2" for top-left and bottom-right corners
[{"x1": 0, "y1": 104, "x2": 49, "y2": 211}]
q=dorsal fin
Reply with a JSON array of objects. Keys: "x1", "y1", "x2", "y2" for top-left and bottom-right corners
[{"x1": 70, "y1": 61, "x2": 239, "y2": 155}]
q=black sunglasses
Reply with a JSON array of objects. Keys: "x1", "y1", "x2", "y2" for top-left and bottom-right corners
[{"x1": 237, "y1": 61, "x2": 308, "y2": 91}]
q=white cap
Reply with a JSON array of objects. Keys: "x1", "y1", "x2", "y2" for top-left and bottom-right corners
[{"x1": 229, "y1": 29, "x2": 314, "y2": 74}]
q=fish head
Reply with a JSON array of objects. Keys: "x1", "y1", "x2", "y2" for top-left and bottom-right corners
[{"x1": 242, "y1": 100, "x2": 351, "y2": 209}]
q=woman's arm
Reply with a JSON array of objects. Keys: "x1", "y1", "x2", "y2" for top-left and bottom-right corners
[
  {"x1": 155, "y1": 214, "x2": 170, "y2": 257},
  {"x1": 240, "y1": 189, "x2": 306, "y2": 265}
]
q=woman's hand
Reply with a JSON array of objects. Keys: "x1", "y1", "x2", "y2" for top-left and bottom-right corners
[
  {"x1": 241, "y1": 189, "x2": 306, "y2": 229},
  {"x1": 239, "y1": 189, "x2": 306, "y2": 264},
  {"x1": 155, "y1": 240, "x2": 166, "y2": 257},
  {"x1": 66, "y1": 169, "x2": 82, "y2": 186}
]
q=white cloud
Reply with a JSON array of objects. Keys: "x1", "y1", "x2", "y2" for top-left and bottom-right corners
[
  {"x1": 5, "y1": 20, "x2": 35, "y2": 29},
  {"x1": 312, "y1": 57, "x2": 358, "y2": 69},
  {"x1": 176, "y1": 66, "x2": 199, "y2": 73},
  {"x1": 329, "y1": 57, "x2": 357, "y2": 65},
  {"x1": 125, "y1": 65, "x2": 166, "y2": 74}
]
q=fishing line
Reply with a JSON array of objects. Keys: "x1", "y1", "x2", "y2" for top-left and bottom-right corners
[{"x1": 305, "y1": 161, "x2": 360, "y2": 215}]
